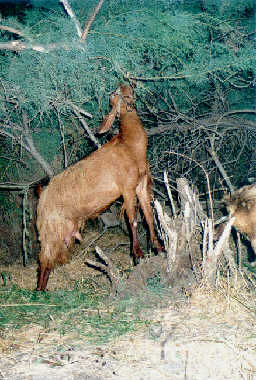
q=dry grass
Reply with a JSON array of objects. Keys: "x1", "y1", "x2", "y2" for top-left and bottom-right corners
[
  {"x1": 1, "y1": 227, "x2": 256, "y2": 379},
  {"x1": 0, "y1": 273, "x2": 256, "y2": 379},
  {"x1": 0, "y1": 228, "x2": 132, "y2": 291}
]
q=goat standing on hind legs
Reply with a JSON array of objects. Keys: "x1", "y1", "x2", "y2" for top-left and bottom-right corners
[{"x1": 36, "y1": 83, "x2": 163, "y2": 291}]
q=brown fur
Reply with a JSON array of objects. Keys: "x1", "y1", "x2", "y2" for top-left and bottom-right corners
[
  {"x1": 36, "y1": 84, "x2": 163, "y2": 291},
  {"x1": 223, "y1": 184, "x2": 256, "y2": 253}
]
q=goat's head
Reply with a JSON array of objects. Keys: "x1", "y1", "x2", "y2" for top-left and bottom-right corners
[
  {"x1": 98, "y1": 83, "x2": 135, "y2": 134},
  {"x1": 223, "y1": 184, "x2": 256, "y2": 252}
]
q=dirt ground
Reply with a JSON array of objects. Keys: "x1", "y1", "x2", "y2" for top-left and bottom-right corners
[{"x1": 0, "y1": 229, "x2": 256, "y2": 380}]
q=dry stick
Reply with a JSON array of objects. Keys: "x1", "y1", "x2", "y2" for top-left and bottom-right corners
[
  {"x1": 154, "y1": 199, "x2": 170, "y2": 250},
  {"x1": 214, "y1": 217, "x2": 235, "y2": 257},
  {"x1": 207, "y1": 138, "x2": 235, "y2": 193},
  {"x1": 22, "y1": 188, "x2": 29, "y2": 266},
  {"x1": 78, "y1": 230, "x2": 106, "y2": 258},
  {"x1": 60, "y1": 0, "x2": 82, "y2": 38},
  {"x1": 23, "y1": 119, "x2": 54, "y2": 177},
  {"x1": 85, "y1": 246, "x2": 121, "y2": 292},
  {"x1": 72, "y1": 106, "x2": 101, "y2": 148},
  {"x1": 237, "y1": 233, "x2": 242, "y2": 272},
  {"x1": 214, "y1": 217, "x2": 236, "y2": 278},
  {"x1": 56, "y1": 108, "x2": 68, "y2": 168},
  {"x1": 0, "y1": 24, "x2": 29, "y2": 39},
  {"x1": 208, "y1": 217, "x2": 214, "y2": 256},
  {"x1": 154, "y1": 199, "x2": 178, "y2": 275},
  {"x1": 202, "y1": 218, "x2": 209, "y2": 268},
  {"x1": 69, "y1": 102, "x2": 92, "y2": 119},
  {"x1": 0, "y1": 40, "x2": 88, "y2": 53},
  {"x1": 0, "y1": 123, "x2": 54, "y2": 177},
  {"x1": 81, "y1": 0, "x2": 105, "y2": 42},
  {"x1": 164, "y1": 171, "x2": 176, "y2": 217}
]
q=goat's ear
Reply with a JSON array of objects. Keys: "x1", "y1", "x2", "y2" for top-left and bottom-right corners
[{"x1": 98, "y1": 107, "x2": 117, "y2": 134}]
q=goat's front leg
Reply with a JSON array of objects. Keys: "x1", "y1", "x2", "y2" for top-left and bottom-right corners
[
  {"x1": 136, "y1": 175, "x2": 164, "y2": 253},
  {"x1": 123, "y1": 192, "x2": 144, "y2": 259}
]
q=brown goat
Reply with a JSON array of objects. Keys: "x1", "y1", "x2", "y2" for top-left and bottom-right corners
[
  {"x1": 36, "y1": 84, "x2": 163, "y2": 291},
  {"x1": 223, "y1": 184, "x2": 256, "y2": 253}
]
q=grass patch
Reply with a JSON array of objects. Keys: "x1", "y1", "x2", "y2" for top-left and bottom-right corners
[
  {"x1": 0, "y1": 282, "x2": 153, "y2": 344},
  {"x1": 0, "y1": 284, "x2": 97, "y2": 328}
]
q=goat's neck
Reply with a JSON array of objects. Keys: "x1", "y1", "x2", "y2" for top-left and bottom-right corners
[
  {"x1": 118, "y1": 111, "x2": 148, "y2": 174},
  {"x1": 119, "y1": 111, "x2": 147, "y2": 146}
]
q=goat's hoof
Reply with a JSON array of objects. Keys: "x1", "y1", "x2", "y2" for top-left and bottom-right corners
[
  {"x1": 159, "y1": 250, "x2": 167, "y2": 258},
  {"x1": 133, "y1": 254, "x2": 144, "y2": 265}
]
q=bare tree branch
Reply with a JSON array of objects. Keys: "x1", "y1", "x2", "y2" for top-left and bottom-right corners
[
  {"x1": 0, "y1": 40, "x2": 84, "y2": 53},
  {"x1": 0, "y1": 121, "x2": 54, "y2": 177},
  {"x1": 81, "y1": 0, "x2": 105, "y2": 42},
  {"x1": 60, "y1": 0, "x2": 82, "y2": 38},
  {"x1": 0, "y1": 24, "x2": 28, "y2": 39},
  {"x1": 207, "y1": 138, "x2": 235, "y2": 193},
  {"x1": 23, "y1": 116, "x2": 54, "y2": 177},
  {"x1": 71, "y1": 104, "x2": 101, "y2": 148}
]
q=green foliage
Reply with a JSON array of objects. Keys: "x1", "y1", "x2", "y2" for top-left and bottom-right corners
[
  {"x1": 201, "y1": 0, "x2": 254, "y2": 18},
  {"x1": 0, "y1": 0, "x2": 254, "y2": 226}
]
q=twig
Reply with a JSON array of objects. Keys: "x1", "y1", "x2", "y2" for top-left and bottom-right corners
[
  {"x1": 202, "y1": 218, "x2": 209, "y2": 267},
  {"x1": 56, "y1": 107, "x2": 68, "y2": 168},
  {"x1": 207, "y1": 138, "x2": 235, "y2": 193},
  {"x1": 81, "y1": 0, "x2": 105, "y2": 42},
  {"x1": 71, "y1": 105, "x2": 101, "y2": 148},
  {"x1": 68, "y1": 102, "x2": 92, "y2": 119},
  {"x1": 214, "y1": 216, "x2": 228, "y2": 225},
  {"x1": 23, "y1": 117, "x2": 54, "y2": 177},
  {"x1": 85, "y1": 246, "x2": 121, "y2": 293},
  {"x1": 164, "y1": 171, "x2": 176, "y2": 217}
]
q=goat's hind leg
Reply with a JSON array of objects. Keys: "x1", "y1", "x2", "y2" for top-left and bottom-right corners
[{"x1": 37, "y1": 261, "x2": 51, "y2": 291}]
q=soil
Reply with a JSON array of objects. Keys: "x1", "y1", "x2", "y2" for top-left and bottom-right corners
[{"x1": 0, "y1": 229, "x2": 256, "y2": 380}]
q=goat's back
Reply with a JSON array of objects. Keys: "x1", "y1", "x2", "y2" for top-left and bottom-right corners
[{"x1": 37, "y1": 141, "x2": 140, "y2": 228}]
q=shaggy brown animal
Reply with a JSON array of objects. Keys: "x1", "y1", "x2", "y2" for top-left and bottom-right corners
[
  {"x1": 223, "y1": 184, "x2": 256, "y2": 253},
  {"x1": 36, "y1": 84, "x2": 163, "y2": 291}
]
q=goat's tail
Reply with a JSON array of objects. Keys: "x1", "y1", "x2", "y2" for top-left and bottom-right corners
[
  {"x1": 37, "y1": 218, "x2": 71, "y2": 291},
  {"x1": 35, "y1": 184, "x2": 44, "y2": 198}
]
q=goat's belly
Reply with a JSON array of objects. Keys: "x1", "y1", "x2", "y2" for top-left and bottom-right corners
[{"x1": 68, "y1": 183, "x2": 121, "y2": 219}]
